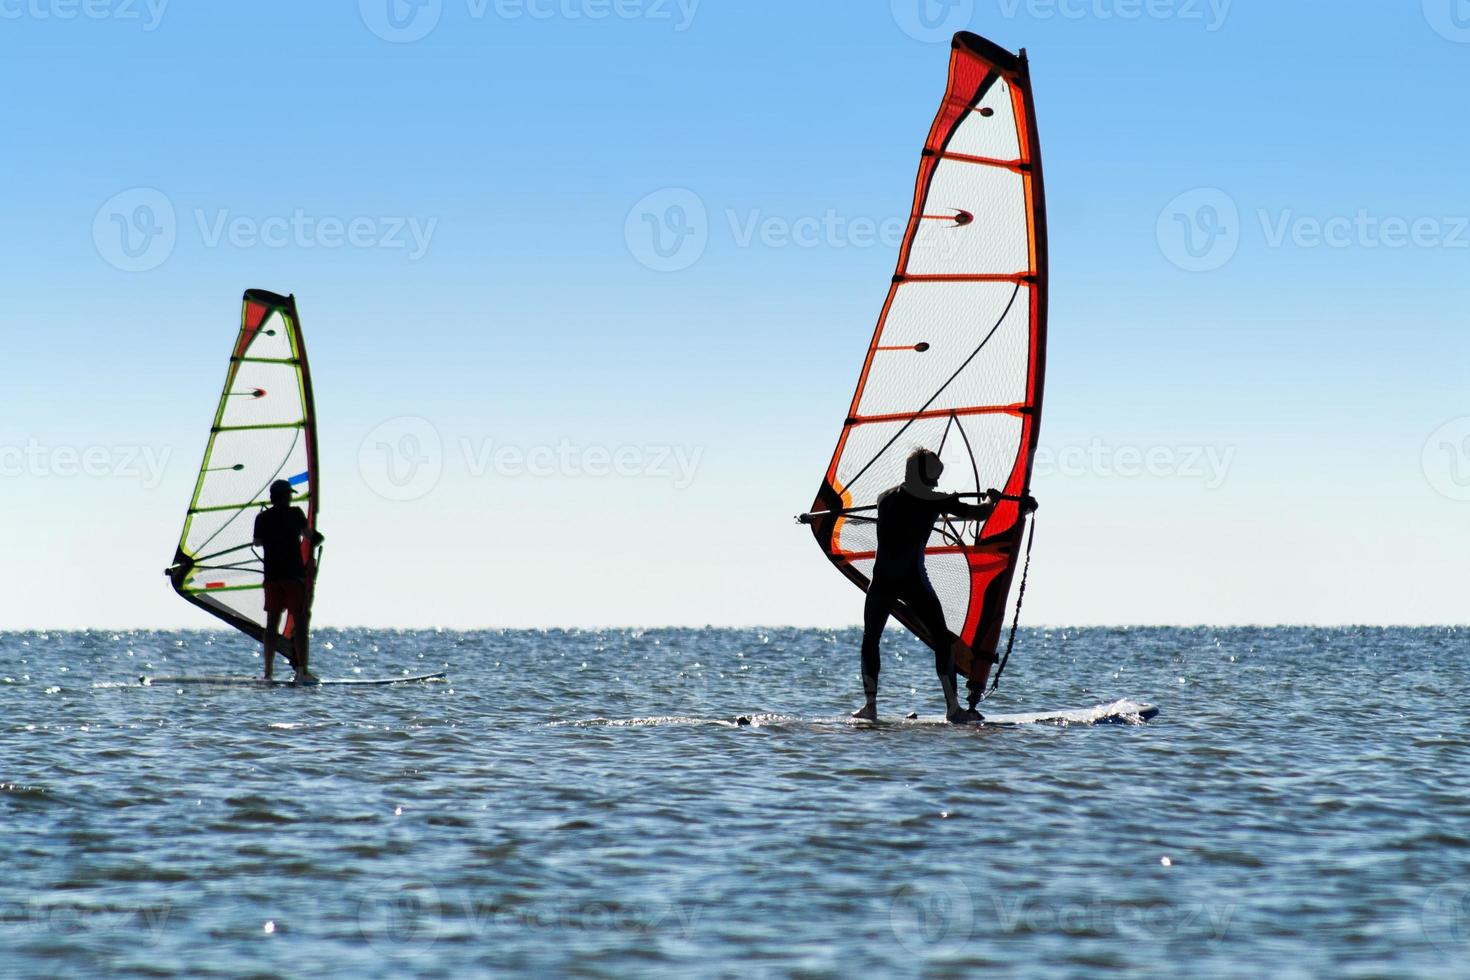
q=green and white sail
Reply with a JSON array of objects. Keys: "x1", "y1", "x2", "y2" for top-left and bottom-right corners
[{"x1": 167, "y1": 290, "x2": 320, "y2": 642}]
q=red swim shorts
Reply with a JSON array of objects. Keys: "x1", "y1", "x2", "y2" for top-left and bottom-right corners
[{"x1": 263, "y1": 580, "x2": 307, "y2": 616}]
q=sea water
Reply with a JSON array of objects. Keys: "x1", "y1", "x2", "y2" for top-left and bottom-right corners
[{"x1": 1, "y1": 627, "x2": 1467, "y2": 977}]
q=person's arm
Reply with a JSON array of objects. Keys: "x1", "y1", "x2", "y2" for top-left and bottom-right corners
[
  {"x1": 253, "y1": 513, "x2": 266, "y2": 548},
  {"x1": 944, "y1": 495, "x2": 995, "y2": 522},
  {"x1": 944, "y1": 489, "x2": 1039, "y2": 522},
  {"x1": 294, "y1": 508, "x2": 324, "y2": 546}
]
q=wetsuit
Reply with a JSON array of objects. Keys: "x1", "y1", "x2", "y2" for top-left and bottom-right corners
[{"x1": 860, "y1": 487, "x2": 992, "y2": 694}]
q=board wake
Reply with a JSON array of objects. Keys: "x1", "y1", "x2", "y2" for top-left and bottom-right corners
[
  {"x1": 555, "y1": 699, "x2": 1158, "y2": 731},
  {"x1": 879, "y1": 699, "x2": 1159, "y2": 728},
  {"x1": 97, "y1": 671, "x2": 447, "y2": 689}
]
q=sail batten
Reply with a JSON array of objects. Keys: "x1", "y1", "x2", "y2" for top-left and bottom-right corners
[
  {"x1": 168, "y1": 290, "x2": 320, "y2": 645},
  {"x1": 806, "y1": 32, "x2": 1048, "y2": 684}
]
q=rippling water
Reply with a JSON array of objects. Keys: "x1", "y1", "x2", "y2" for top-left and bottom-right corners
[{"x1": 2, "y1": 627, "x2": 1468, "y2": 977}]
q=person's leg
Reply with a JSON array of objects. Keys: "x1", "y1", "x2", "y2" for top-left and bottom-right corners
[
  {"x1": 292, "y1": 620, "x2": 310, "y2": 678},
  {"x1": 263, "y1": 609, "x2": 282, "y2": 679},
  {"x1": 899, "y1": 574, "x2": 974, "y2": 722},
  {"x1": 289, "y1": 582, "x2": 316, "y2": 683},
  {"x1": 855, "y1": 584, "x2": 893, "y2": 719}
]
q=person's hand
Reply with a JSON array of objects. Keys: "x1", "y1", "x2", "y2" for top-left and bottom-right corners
[
  {"x1": 311, "y1": 531, "x2": 325, "y2": 546},
  {"x1": 985, "y1": 487, "x2": 1002, "y2": 504},
  {"x1": 1022, "y1": 494, "x2": 1039, "y2": 512}
]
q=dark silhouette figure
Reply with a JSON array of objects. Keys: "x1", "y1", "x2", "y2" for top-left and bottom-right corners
[
  {"x1": 855, "y1": 448, "x2": 1034, "y2": 723},
  {"x1": 253, "y1": 480, "x2": 324, "y2": 684}
]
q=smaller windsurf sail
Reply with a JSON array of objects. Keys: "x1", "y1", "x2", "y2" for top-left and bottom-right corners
[{"x1": 167, "y1": 290, "x2": 320, "y2": 643}]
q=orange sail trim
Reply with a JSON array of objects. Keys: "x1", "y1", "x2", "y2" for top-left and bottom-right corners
[
  {"x1": 805, "y1": 32, "x2": 1048, "y2": 684},
  {"x1": 850, "y1": 403, "x2": 1031, "y2": 426}
]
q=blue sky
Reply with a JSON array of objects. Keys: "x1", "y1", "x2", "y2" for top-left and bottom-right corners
[{"x1": 2, "y1": 1, "x2": 1467, "y2": 628}]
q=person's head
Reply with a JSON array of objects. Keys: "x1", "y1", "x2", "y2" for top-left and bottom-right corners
[
  {"x1": 906, "y1": 448, "x2": 943, "y2": 489},
  {"x1": 269, "y1": 480, "x2": 294, "y2": 506}
]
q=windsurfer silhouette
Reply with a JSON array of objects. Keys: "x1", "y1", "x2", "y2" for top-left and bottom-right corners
[
  {"x1": 854, "y1": 448, "x2": 1036, "y2": 724},
  {"x1": 253, "y1": 479, "x2": 324, "y2": 684}
]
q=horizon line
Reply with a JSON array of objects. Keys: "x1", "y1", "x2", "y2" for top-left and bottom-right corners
[{"x1": 3, "y1": 623, "x2": 1466, "y2": 633}]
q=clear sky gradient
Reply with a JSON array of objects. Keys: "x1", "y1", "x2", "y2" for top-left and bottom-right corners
[{"x1": 3, "y1": 1, "x2": 1467, "y2": 629}]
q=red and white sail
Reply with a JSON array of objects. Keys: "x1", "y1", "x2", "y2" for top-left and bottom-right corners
[{"x1": 806, "y1": 32, "x2": 1048, "y2": 683}]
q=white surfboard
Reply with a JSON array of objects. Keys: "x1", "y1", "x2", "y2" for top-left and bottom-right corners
[{"x1": 98, "y1": 671, "x2": 448, "y2": 689}]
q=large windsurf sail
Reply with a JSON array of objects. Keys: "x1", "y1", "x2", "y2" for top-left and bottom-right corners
[
  {"x1": 167, "y1": 290, "x2": 320, "y2": 643},
  {"x1": 801, "y1": 32, "x2": 1047, "y2": 692}
]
